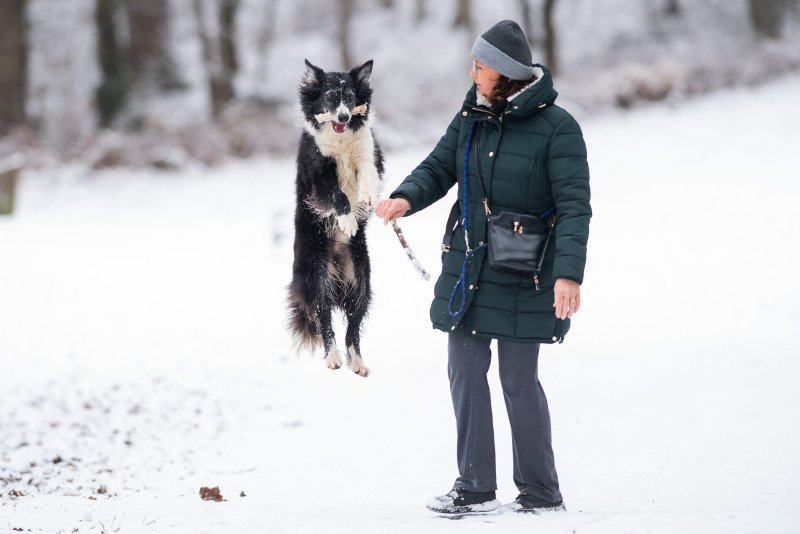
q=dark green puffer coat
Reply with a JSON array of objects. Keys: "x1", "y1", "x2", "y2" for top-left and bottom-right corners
[{"x1": 392, "y1": 65, "x2": 591, "y2": 343}]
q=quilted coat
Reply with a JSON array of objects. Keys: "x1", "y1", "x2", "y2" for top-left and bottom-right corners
[{"x1": 391, "y1": 65, "x2": 591, "y2": 343}]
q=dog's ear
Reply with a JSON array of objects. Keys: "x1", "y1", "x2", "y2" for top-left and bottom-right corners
[
  {"x1": 349, "y1": 60, "x2": 373, "y2": 85},
  {"x1": 303, "y1": 59, "x2": 325, "y2": 84}
]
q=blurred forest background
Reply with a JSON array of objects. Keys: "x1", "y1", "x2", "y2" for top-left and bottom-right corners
[{"x1": 0, "y1": 0, "x2": 799, "y2": 175}]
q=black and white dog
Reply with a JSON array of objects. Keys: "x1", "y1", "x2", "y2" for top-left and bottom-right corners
[{"x1": 287, "y1": 59, "x2": 384, "y2": 377}]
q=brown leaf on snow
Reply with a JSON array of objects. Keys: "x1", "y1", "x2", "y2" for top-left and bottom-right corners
[{"x1": 199, "y1": 486, "x2": 225, "y2": 502}]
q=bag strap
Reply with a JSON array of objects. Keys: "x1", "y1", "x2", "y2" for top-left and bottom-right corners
[
  {"x1": 440, "y1": 200, "x2": 460, "y2": 252},
  {"x1": 473, "y1": 123, "x2": 491, "y2": 216}
]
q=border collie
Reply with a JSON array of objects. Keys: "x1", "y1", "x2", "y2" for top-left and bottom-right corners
[{"x1": 287, "y1": 59, "x2": 384, "y2": 377}]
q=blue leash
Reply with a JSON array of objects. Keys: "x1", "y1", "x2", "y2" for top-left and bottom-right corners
[{"x1": 448, "y1": 123, "x2": 487, "y2": 318}]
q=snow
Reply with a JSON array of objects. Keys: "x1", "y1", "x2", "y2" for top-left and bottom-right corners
[{"x1": 2, "y1": 73, "x2": 800, "y2": 533}]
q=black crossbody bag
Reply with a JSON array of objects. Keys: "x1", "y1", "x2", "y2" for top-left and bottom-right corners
[{"x1": 442, "y1": 123, "x2": 557, "y2": 290}]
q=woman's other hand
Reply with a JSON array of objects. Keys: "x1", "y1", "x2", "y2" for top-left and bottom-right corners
[
  {"x1": 375, "y1": 198, "x2": 410, "y2": 225},
  {"x1": 553, "y1": 278, "x2": 580, "y2": 320}
]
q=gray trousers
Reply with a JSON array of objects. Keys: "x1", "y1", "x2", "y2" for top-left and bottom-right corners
[{"x1": 448, "y1": 329, "x2": 562, "y2": 503}]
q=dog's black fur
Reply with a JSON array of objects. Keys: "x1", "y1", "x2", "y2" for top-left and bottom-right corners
[{"x1": 287, "y1": 59, "x2": 384, "y2": 377}]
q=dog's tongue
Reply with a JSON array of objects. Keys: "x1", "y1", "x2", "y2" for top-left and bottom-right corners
[{"x1": 332, "y1": 122, "x2": 346, "y2": 134}]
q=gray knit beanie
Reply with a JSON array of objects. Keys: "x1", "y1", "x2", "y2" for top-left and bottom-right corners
[{"x1": 471, "y1": 20, "x2": 534, "y2": 81}]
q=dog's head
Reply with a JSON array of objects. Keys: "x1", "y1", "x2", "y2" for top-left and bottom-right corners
[{"x1": 300, "y1": 59, "x2": 373, "y2": 135}]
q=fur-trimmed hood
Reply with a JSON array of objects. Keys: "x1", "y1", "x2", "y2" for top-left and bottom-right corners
[{"x1": 468, "y1": 64, "x2": 558, "y2": 117}]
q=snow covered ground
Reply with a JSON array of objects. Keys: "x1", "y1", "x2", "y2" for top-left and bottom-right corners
[{"x1": 1, "y1": 74, "x2": 799, "y2": 533}]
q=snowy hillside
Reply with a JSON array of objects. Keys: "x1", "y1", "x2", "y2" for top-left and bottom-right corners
[{"x1": 1, "y1": 72, "x2": 799, "y2": 532}]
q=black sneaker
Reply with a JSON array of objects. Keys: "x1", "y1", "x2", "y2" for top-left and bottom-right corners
[
  {"x1": 426, "y1": 488, "x2": 500, "y2": 514},
  {"x1": 497, "y1": 494, "x2": 566, "y2": 514}
]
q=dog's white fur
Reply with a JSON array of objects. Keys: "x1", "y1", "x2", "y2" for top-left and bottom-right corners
[
  {"x1": 304, "y1": 116, "x2": 381, "y2": 238},
  {"x1": 347, "y1": 345, "x2": 369, "y2": 377}
]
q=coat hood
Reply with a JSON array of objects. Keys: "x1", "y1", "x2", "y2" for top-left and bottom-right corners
[{"x1": 465, "y1": 64, "x2": 558, "y2": 118}]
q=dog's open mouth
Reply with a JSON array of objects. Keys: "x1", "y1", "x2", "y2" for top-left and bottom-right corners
[{"x1": 331, "y1": 121, "x2": 347, "y2": 134}]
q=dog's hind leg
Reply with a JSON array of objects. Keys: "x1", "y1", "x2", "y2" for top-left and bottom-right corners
[
  {"x1": 343, "y1": 231, "x2": 371, "y2": 378},
  {"x1": 288, "y1": 217, "x2": 343, "y2": 370},
  {"x1": 344, "y1": 298, "x2": 368, "y2": 377},
  {"x1": 320, "y1": 302, "x2": 344, "y2": 371}
]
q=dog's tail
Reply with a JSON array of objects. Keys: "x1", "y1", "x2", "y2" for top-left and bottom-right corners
[{"x1": 287, "y1": 284, "x2": 322, "y2": 353}]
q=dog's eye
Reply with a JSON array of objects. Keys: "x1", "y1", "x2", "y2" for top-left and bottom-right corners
[
  {"x1": 343, "y1": 90, "x2": 355, "y2": 100},
  {"x1": 325, "y1": 90, "x2": 338, "y2": 99}
]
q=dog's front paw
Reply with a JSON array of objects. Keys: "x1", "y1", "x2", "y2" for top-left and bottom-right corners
[
  {"x1": 326, "y1": 348, "x2": 343, "y2": 371},
  {"x1": 357, "y1": 168, "x2": 380, "y2": 205},
  {"x1": 357, "y1": 184, "x2": 378, "y2": 206},
  {"x1": 336, "y1": 212, "x2": 359, "y2": 237}
]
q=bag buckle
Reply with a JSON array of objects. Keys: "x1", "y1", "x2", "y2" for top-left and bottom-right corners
[
  {"x1": 513, "y1": 221, "x2": 523, "y2": 234},
  {"x1": 441, "y1": 244, "x2": 451, "y2": 253}
]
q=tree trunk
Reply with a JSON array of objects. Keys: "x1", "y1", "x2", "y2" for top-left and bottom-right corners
[
  {"x1": 218, "y1": 0, "x2": 240, "y2": 78},
  {"x1": 543, "y1": 0, "x2": 558, "y2": 75},
  {"x1": 95, "y1": 0, "x2": 130, "y2": 127},
  {"x1": 664, "y1": 0, "x2": 681, "y2": 16},
  {"x1": 0, "y1": 0, "x2": 27, "y2": 136},
  {"x1": 192, "y1": 0, "x2": 236, "y2": 119},
  {"x1": 517, "y1": 0, "x2": 535, "y2": 45},
  {"x1": 0, "y1": 153, "x2": 25, "y2": 216},
  {"x1": 414, "y1": 0, "x2": 426, "y2": 22},
  {"x1": 254, "y1": 0, "x2": 278, "y2": 87},
  {"x1": 380, "y1": 0, "x2": 394, "y2": 8},
  {"x1": 749, "y1": 0, "x2": 788, "y2": 38},
  {"x1": 124, "y1": 0, "x2": 183, "y2": 91},
  {"x1": 453, "y1": 0, "x2": 473, "y2": 33},
  {"x1": 338, "y1": 0, "x2": 354, "y2": 69}
]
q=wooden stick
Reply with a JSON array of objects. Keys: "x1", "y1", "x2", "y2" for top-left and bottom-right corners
[{"x1": 391, "y1": 220, "x2": 431, "y2": 281}]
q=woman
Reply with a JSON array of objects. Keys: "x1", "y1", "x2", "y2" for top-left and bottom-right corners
[{"x1": 376, "y1": 20, "x2": 590, "y2": 514}]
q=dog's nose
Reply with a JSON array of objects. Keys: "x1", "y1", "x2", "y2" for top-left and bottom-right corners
[{"x1": 337, "y1": 113, "x2": 350, "y2": 123}]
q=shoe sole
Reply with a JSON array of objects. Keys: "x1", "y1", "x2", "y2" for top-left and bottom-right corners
[
  {"x1": 497, "y1": 502, "x2": 566, "y2": 515},
  {"x1": 426, "y1": 498, "x2": 501, "y2": 515}
]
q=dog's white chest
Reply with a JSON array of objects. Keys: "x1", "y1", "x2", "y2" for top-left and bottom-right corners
[{"x1": 309, "y1": 125, "x2": 380, "y2": 215}]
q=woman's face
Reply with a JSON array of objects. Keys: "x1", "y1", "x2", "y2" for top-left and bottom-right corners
[{"x1": 470, "y1": 60, "x2": 500, "y2": 97}]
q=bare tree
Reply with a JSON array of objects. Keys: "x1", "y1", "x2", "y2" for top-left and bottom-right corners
[
  {"x1": 124, "y1": 0, "x2": 183, "y2": 92},
  {"x1": 379, "y1": 0, "x2": 394, "y2": 7},
  {"x1": 517, "y1": 0, "x2": 536, "y2": 46},
  {"x1": 193, "y1": 0, "x2": 238, "y2": 118},
  {"x1": 95, "y1": 0, "x2": 130, "y2": 127},
  {"x1": 0, "y1": 0, "x2": 27, "y2": 136},
  {"x1": 0, "y1": 154, "x2": 24, "y2": 216},
  {"x1": 543, "y1": 0, "x2": 559, "y2": 75},
  {"x1": 453, "y1": 0, "x2": 473, "y2": 33},
  {"x1": 338, "y1": 0, "x2": 354, "y2": 69},
  {"x1": 254, "y1": 0, "x2": 279, "y2": 87},
  {"x1": 218, "y1": 0, "x2": 240, "y2": 79},
  {"x1": 414, "y1": 0, "x2": 426, "y2": 22},
  {"x1": 664, "y1": 0, "x2": 681, "y2": 16},
  {"x1": 749, "y1": 0, "x2": 789, "y2": 38}
]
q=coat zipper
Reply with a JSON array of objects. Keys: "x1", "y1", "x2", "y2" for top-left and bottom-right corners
[{"x1": 471, "y1": 105, "x2": 543, "y2": 293}]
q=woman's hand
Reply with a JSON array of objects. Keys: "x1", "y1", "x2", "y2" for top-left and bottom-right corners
[
  {"x1": 375, "y1": 198, "x2": 410, "y2": 225},
  {"x1": 553, "y1": 278, "x2": 580, "y2": 320}
]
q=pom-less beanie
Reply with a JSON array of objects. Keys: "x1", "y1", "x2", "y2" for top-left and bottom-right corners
[{"x1": 471, "y1": 20, "x2": 534, "y2": 81}]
